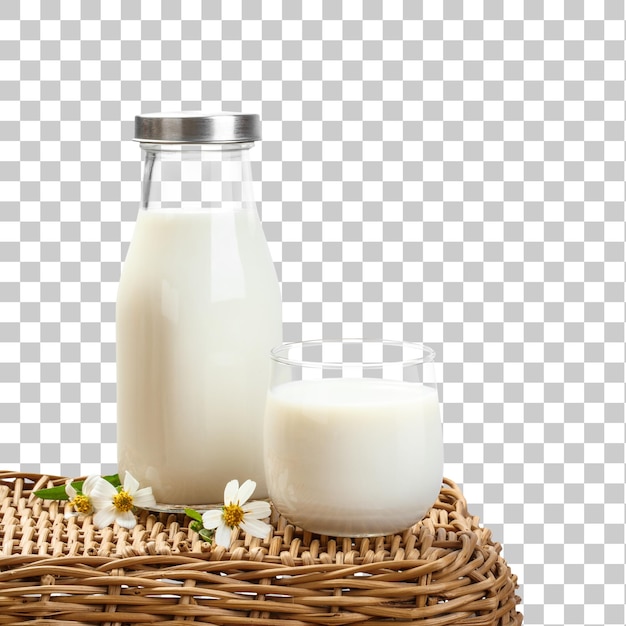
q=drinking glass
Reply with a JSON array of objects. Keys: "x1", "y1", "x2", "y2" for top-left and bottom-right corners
[{"x1": 264, "y1": 339, "x2": 443, "y2": 537}]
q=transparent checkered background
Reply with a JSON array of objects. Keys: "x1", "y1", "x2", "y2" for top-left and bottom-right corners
[{"x1": 1, "y1": 1, "x2": 625, "y2": 623}]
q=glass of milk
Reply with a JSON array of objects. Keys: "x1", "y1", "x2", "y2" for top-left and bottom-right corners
[{"x1": 264, "y1": 339, "x2": 443, "y2": 537}]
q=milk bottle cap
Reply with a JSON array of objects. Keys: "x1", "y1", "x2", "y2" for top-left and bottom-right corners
[{"x1": 134, "y1": 111, "x2": 261, "y2": 144}]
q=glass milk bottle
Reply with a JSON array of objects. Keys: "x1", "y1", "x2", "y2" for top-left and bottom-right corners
[{"x1": 116, "y1": 112, "x2": 282, "y2": 507}]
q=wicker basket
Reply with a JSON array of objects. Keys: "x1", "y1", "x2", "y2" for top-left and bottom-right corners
[{"x1": 0, "y1": 471, "x2": 522, "y2": 625}]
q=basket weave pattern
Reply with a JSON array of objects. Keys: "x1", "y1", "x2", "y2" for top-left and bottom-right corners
[{"x1": 0, "y1": 472, "x2": 522, "y2": 625}]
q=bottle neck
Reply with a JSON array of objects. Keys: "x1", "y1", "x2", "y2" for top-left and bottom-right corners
[{"x1": 140, "y1": 142, "x2": 256, "y2": 211}]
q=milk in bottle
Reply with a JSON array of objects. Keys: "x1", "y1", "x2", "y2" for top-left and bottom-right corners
[{"x1": 116, "y1": 112, "x2": 282, "y2": 507}]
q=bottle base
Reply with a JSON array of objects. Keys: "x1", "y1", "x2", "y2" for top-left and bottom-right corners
[{"x1": 145, "y1": 501, "x2": 222, "y2": 514}]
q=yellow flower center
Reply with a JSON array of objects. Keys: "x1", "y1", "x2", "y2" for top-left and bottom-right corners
[
  {"x1": 113, "y1": 490, "x2": 134, "y2": 512},
  {"x1": 70, "y1": 494, "x2": 92, "y2": 514},
  {"x1": 222, "y1": 503, "x2": 245, "y2": 528}
]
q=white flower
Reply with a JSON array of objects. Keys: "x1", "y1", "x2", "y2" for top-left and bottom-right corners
[
  {"x1": 202, "y1": 479, "x2": 272, "y2": 548},
  {"x1": 90, "y1": 471, "x2": 156, "y2": 529},
  {"x1": 65, "y1": 475, "x2": 99, "y2": 517}
]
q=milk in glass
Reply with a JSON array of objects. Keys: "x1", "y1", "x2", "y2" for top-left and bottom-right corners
[{"x1": 265, "y1": 378, "x2": 443, "y2": 536}]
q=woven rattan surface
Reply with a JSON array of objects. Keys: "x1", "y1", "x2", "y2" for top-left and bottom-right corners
[{"x1": 0, "y1": 471, "x2": 522, "y2": 625}]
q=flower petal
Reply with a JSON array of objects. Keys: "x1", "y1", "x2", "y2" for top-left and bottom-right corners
[
  {"x1": 89, "y1": 477, "x2": 118, "y2": 509},
  {"x1": 132, "y1": 487, "x2": 156, "y2": 509},
  {"x1": 116, "y1": 510, "x2": 137, "y2": 529},
  {"x1": 82, "y1": 475, "x2": 101, "y2": 495},
  {"x1": 123, "y1": 471, "x2": 140, "y2": 495},
  {"x1": 90, "y1": 476, "x2": 118, "y2": 498},
  {"x1": 93, "y1": 506, "x2": 117, "y2": 529},
  {"x1": 223, "y1": 479, "x2": 239, "y2": 505},
  {"x1": 243, "y1": 500, "x2": 271, "y2": 519},
  {"x1": 236, "y1": 479, "x2": 256, "y2": 506},
  {"x1": 240, "y1": 517, "x2": 272, "y2": 540},
  {"x1": 65, "y1": 482, "x2": 77, "y2": 500},
  {"x1": 202, "y1": 509, "x2": 224, "y2": 530},
  {"x1": 215, "y1": 523, "x2": 233, "y2": 548}
]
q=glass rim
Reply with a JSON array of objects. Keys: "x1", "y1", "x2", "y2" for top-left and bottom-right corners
[{"x1": 270, "y1": 339, "x2": 436, "y2": 369}]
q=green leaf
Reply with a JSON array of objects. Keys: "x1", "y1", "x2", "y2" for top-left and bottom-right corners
[
  {"x1": 185, "y1": 508, "x2": 203, "y2": 522},
  {"x1": 34, "y1": 484, "x2": 72, "y2": 500},
  {"x1": 34, "y1": 473, "x2": 121, "y2": 501},
  {"x1": 188, "y1": 516, "x2": 215, "y2": 544},
  {"x1": 103, "y1": 474, "x2": 122, "y2": 488},
  {"x1": 198, "y1": 528, "x2": 214, "y2": 543}
]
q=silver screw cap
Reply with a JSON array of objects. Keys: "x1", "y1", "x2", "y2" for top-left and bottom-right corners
[{"x1": 134, "y1": 111, "x2": 261, "y2": 143}]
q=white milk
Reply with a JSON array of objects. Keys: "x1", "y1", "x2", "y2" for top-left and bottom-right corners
[
  {"x1": 117, "y1": 208, "x2": 282, "y2": 505},
  {"x1": 264, "y1": 378, "x2": 443, "y2": 536}
]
